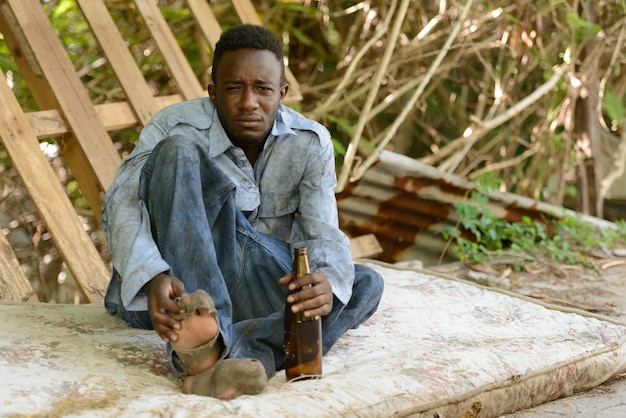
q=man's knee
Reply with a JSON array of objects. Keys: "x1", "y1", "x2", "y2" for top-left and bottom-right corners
[
  {"x1": 151, "y1": 135, "x2": 202, "y2": 165},
  {"x1": 354, "y1": 264, "x2": 384, "y2": 302}
]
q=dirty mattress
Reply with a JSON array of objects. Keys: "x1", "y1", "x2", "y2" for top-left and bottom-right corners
[{"x1": 1, "y1": 262, "x2": 626, "y2": 417}]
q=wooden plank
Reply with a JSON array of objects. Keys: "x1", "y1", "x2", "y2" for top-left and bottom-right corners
[
  {"x1": 133, "y1": 0, "x2": 205, "y2": 100},
  {"x1": 0, "y1": 0, "x2": 121, "y2": 220},
  {"x1": 230, "y1": 0, "x2": 302, "y2": 103},
  {"x1": 185, "y1": 0, "x2": 223, "y2": 50},
  {"x1": 0, "y1": 229, "x2": 39, "y2": 302},
  {"x1": 75, "y1": 0, "x2": 160, "y2": 126},
  {"x1": 349, "y1": 234, "x2": 383, "y2": 259},
  {"x1": 0, "y1": 70, "x2": 109, "y2": 303},
  {"x1": 27, "y1": 95, "x2": 183, "y2": 138},
  {"x1": 230, "y1": 0, "x2": 263, "y2": 25}
]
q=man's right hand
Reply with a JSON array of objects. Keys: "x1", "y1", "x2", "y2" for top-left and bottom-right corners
[{"x1": 143, "y1": 272, "x2": 186, "y2": 343}]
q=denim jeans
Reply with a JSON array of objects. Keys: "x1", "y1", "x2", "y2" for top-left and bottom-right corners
[{"x1": 106, "y1": 135, "x2": 384, "y2": 377}]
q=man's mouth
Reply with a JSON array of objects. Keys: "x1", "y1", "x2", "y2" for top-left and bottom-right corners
[{"x1": 237, "y1": 117, "x2": 262, "y2": 128}]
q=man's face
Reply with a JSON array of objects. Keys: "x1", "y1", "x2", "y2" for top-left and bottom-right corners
[{"x1": 208, "y1": 49, "x2": 288, "y2": 151}]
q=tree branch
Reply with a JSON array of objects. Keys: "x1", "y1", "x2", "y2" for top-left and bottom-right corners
[
  {"x1": 347, "y1": 0, "x2": 474, "y2": 185},
  {"x1": 421, "y1": 64, "x2": 567, "y2": 168},
  {"x1": 336, "y1": 0, "x2": 409, "y2": 192}
]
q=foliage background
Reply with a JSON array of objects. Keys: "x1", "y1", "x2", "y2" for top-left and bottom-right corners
[{"x1": 0, "y1": 0, "x2": 625, "y2": 302}]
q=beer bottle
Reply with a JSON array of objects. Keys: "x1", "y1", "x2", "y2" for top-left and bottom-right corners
[{"x1": 284, "y1": 247, "x2": 322, "y2": 381}]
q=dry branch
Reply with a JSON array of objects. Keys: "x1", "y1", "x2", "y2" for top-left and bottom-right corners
[
  {"x1": 422, "y1": 64, "x2": 567, "y2": 170},
  {"x1": 336, "y1": 0, "x2": 410, "y2": 192},
  {"x1": 346, "y1": 0, "x2": 475, "y2": 186},
  {"x1": 308, "y1": 2, "x2": 394, "y2": 120}
]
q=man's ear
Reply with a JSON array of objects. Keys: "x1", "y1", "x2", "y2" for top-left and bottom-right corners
[
  {"x1": 207, "y1": 84, "x2": 216, "y2": 102},
  {"x1": 279, "y1": 84, "x2": 289, "y2": 103}
]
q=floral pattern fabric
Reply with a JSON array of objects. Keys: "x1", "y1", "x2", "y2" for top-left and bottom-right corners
[{"x1": 2, "y1": 262, "x2": 626, "y2": 417}]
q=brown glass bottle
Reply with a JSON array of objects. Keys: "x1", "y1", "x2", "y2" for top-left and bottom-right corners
[{"x1": 284, "y1": 247, "x2": 322, "y2": 381}]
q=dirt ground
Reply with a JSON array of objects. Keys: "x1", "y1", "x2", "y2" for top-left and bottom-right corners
[
  {"x1": 429, "y1": 254, "x2": 626, "y2": 417},
  {"x1": 431, "y1": 255, "x2": 626, "y2": 322}
]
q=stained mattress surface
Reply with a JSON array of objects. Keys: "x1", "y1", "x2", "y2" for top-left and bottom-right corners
[{"x1": 1, "y1": 262, "x2": 626, "y2": 417}]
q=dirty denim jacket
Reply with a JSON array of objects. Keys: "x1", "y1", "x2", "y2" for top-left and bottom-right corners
[{"x1": 101, "y1": 97, "x2": 354, "y2": 311}]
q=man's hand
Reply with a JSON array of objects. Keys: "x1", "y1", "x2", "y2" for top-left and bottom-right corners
[
  {"x1": 143, "y1": 272, "x2": 186, "y2": 343},
  {"x1": 278, "y1": 272, "x2": 333, "y2": 319}
]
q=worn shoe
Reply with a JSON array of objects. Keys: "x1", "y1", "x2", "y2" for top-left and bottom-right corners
[
  {"x1": 169, "y1": 289, "x2": 267, "y2": 399},
  {"x1": 186, "y1": 357, "x2": 267, "y2": 400}
]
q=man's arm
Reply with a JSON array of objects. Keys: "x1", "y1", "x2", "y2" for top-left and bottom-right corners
[
  {"x1": 290, "y1": 131, "x2": 355, "y2": 306},
  {"x1": 101, "y1": 123, "x2": 172, "y2": 311},
  {"x1": 104, "y1": 98, "x2": 217, "y2": 311}
]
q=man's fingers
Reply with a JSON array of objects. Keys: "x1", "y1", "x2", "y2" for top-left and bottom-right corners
[
  {"x1": 155, "y1": 326, "x2": 179, "y2": 344},
  {"x1": 152, "y1": 312, "x2": 182, "y2": 343},
  {"x1": 157, "y1": 295, "x2": 184, "y2": 316},
  {"x1": 171, "y1": 280, "x2": 187, "y2": 299},
  {"x1": 301, "y1": 301, "x2": 332, "y2": 318},
  {"x1": 283, "y1": 271, "x2": 333, "y2": 317},
  {"x1": 154, "y1": 306, "x2": 182, "y2": 329},
  {"x1": 290, "y1": 291, "x2": 333, "y2": 316},
  {"x1": 277, "y1": 273, "x2": 293, "y2": 286},
  {"x1": 288, "y1": 280, "x2": 330, "y2": 301}
]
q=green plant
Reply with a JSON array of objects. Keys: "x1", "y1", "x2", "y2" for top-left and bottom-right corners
[{"x1": 441, "y1": 175, "x2": 626, "y2": 270}]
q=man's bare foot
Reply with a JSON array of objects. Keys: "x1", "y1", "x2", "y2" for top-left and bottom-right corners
[
  {"x1": 175, "y1": 305, "x2": 219, "y2": 349},
  {"x1": 169, "y1": 290, "x2": 221, "y2": 374}
]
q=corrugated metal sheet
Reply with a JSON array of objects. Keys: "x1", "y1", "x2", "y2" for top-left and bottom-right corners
[{"x1": 337, "y1": 150, "x2": 612, "y2": 266}]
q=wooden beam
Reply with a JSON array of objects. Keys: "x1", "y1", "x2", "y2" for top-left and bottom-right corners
[
  {"x1": 349, "y1": 234, "x2": 383, "y2": 259},
  {"x1": 0, "y1": 0, "x2": 121, "y2": 221},
  {"x1": 133, "y1": 0, "x2": 205, "y2": 100},
  {"x1": 0, "y1": 229, "x2": 38, "y2": 302},
  {"x1": 27, "y1": 95, "x2": 183, "y2": 139},
  {"x1": 75, "y1": 0, "x2": 161, "y2": 127},
  {"x1": 186, "y1": 0, "x2": 223, "y2": 50},
  {"x1": 0, "y1": 70, "x2": 109, "y2": 303}
]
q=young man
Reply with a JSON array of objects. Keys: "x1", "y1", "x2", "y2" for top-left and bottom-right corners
[{"x1": 102, "y1": 24, "x2": 383, "y2": 399}]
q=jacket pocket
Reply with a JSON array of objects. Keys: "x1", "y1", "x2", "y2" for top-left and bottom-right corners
[{"x1": 258, "y1": 189, "x2": 299, "y2": 218}]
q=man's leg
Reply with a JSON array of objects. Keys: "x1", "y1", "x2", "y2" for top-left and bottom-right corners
[
  {"x1": 138, "y1": 135, "x2": 237, "y2": 345},
  {"x1": 108, "y1": 260, "x2": 384, "y2": 374},
  {"x1": 137, "y1": 134, "x2": 291, "y2": 376},
  {"x1": 228, "y1": 263, "x2": 385, "y2": 373},
  {"x1": 321, "y1": 264, "x2": 384, "y2": 354}
]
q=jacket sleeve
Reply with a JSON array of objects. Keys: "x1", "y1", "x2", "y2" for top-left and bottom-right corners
[
  {"x1": 102, "y1": 98, "x2": 215, "y2": 310},
  {"x1": 101, "y1": 122, "x2": 171, "y2": 311},
  {"x1": 290, "y1": 132, "x2": 355, "y2": 306}
]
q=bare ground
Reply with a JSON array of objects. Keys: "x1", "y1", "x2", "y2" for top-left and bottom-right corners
[{"x1": 431, "y1": 255, "x2": 626, "y2": 323}]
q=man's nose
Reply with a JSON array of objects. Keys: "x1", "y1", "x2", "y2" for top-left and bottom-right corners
[{"x1": 240, "y1": 87, "x2": 259, "y2": 109}]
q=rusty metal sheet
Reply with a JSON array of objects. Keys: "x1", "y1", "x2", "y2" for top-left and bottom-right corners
[{"x1": 337, "y1": 151, "x2": 610, "y2": 266}]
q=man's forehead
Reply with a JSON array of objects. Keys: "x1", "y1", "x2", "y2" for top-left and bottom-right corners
[{"x1": 216, "y1": 49, "x2": 282, "y2": 82}]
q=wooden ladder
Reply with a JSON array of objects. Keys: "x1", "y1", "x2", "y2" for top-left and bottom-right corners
[{"x1": 0, "y1": 0, "x2": 302, "y2": 303}]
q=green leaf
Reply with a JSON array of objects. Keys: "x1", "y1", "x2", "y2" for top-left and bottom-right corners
[
  {"x1": 284, "y1": 24, "x2": 313, "y2": 46},
  {"x1": 470, "y1": 191, "x2": 489, "y2": 207},
  {"x1": 473, "y1": 171, "x2": 502, "y2": 193},
  {"x1": 565, "y1": 12, "x2": 602, "y2": 40},
  {"x1": 331, "y1": 138, "x2": 347, "y2": 157},
  {"x1": 604, "y1": 91, "x2": 625, "y2": 122},
  {"x1": 52, "y1": 0, "x2": 75, "y2": 18}
]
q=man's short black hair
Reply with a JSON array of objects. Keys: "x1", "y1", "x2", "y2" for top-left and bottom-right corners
[{"x1": 212, "y1": 24, "x2": 285, "y2": 84}]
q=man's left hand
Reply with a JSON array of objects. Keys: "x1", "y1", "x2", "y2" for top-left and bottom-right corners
[{"x1": 278, "y1": 272, "x2": 333, "y2": 319}]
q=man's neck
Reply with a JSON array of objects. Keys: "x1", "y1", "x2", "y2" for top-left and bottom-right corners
[{"x1": 242, "y1": 142, "x2": 265, "y2": 166}]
